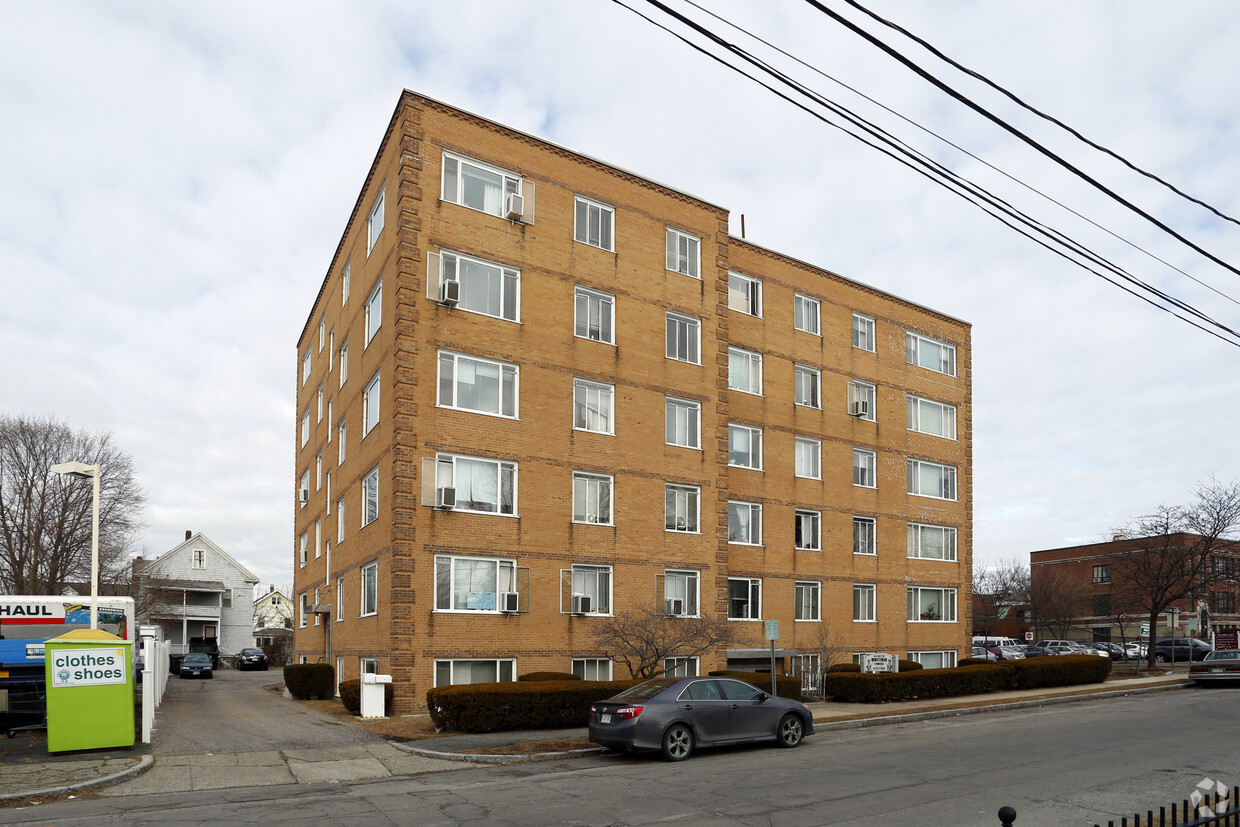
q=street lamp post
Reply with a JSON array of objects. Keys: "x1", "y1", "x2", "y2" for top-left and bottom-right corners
[{"x1": 50, "y1": 461, "x2": 101, "y2": 630}]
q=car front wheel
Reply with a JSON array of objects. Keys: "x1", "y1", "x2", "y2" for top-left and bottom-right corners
[
  {"x1": 776, "y1": 714, "x2": 804, "y2": 748},
  {"x1": 661, "y1": 724, "x2": 694, "y2": 762},
  {"x1": 1154, "y1": 653, "x2": 1168, "y2": 663}
]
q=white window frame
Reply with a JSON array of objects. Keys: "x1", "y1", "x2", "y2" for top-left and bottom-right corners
[
  {"x1": 336, "y1": 497, "x2": 346, "y2": 542},
  {"x1": 572, "y1": 471, "x2": 613, "y2": 525},
  {"x1": 794, "y1": 294, "x2": 820, "y2": 335},
  {"x1": 302, "y1": 349, "x2": 311, "y2": 387},
  {"x1": 795, "y1": 581, "x2": 821, "y2": 622},
  {"x1": 361, "y1": 563, "x2": 377, "y2": 617},
  {"x1": 665, "y1": 397, "x2": 701, "y2": 449},
  {"x1": 574, "y1": 195, "x2": 615, "y2": 251},
  {"x1": 437, "y1": 350, "x2": 519, "y2": 419},
  {"x1": 432, "y1": 249, "x2": 521, "y2": 323},
  {"x1": 849, "y1": 380, "x2": 877, "y2": 422},
  {"x1": 666, "y1": 228, "x2": 700, "y2": 277},
  {"x1": 434, "y1": 658, "x2": 516, "y2": 687},
  {"x1": 572, "y1": 658, "x2": 613, "y2": 681},
  {"x1": 300, "y1": 470, "x2": 309, "y2": 507},
  {"x1": 363, "y1": 372, "x2": 380, "y2": 436},
  {"x1": 908, "y1": 586, "x2": 957, "y2": 622},
  {"x1": 364, "y1": 279, "x2": 382, "y2": 346},
  {"x1": 573, "y1": 378, "x2": 614, "y2": 435},
  {"x1": 665, "y1": 312, "x2": 701, "y2": 364},
  {"x1": 342, "y1": 262, "x2": 350, "y2": 306},
  {"x1": 318, "y1": 318, "x2": 325, "y2": 352},
  {"x1": 854, "y1": 516, "x2": 876, "y2": 556},
  {"x1": 361, "y1": 658, "x2": 379, "y2": 675},
  {"x1": 854, "y1": 584, "x2": 876, "y2": 622},
  {"x1": 795, "y1": 509, "x2": 821, "y2": 551},
  {"x1": 299, "y1": 593, "x2": 307, "y2": 628},
  {"x1": 300, "y1": 410, "x2": 310, "y2": 448},
  {"x1": 314, "y1": 519, "x2": 321, "y2": 559},
  {"x1": 337, "y1": 419, "x2": 346, "y2": 465},
  {"x1": 727, "y1": 577, "x2": 762, "y2": 621},
  {"x1": 316, "y1": 453, "x2": 322, "y2": 490},
  {"x1": 907, "y1": 459, "x2": 958, "y2": 501},
  {"x1": 664, "y1": 657, "x2": 699, "y2": 678},
  {"x1": 317, "y1": 385, "x2": 324, "y2": 422},
  {"x1": 366, "y1": 188, "x2": 385, "y2": 255},
  {"x1": 908, "y1": 651, "x2": 957, "y2": 669},
  {"x1": 728, "y1": 501, "x2": 763, "y2": 546},
  {"x1": 795, "y1": 436, "x2": 821, "y2": 479},
  {"x1": 906, "y1": 331, "x2": 957, "y2": 376},
  {"x1": 434, "y1": 554, "x2": 517, "y2": 612},
  {"x1": 574, "y1": 286, "x2": 615, "y2": 344},
  {"x1": 435, "y1": 453, "x2": 518, "y2": 516},
  {"x1": 327, "y1": 400, "x2": 333, "y2": 439},
  {"x1": 727, "y1": 347, "x2": 762, "y2": 395},
  {"x1": 664, "y1": 569, "x2": 700, "y2": 617},
  {"x1": 794, "y1": 365, "x2": 821, "y2": 408},
  {"x1": 362, "y1": 467, "x2": 379, "y2": 527},
  {"x1": 853, "y1": 313, "x2": 875, "y2": 352},
  {"x1": 728, "y1": 423, "x2": 763, "y2": 470},
  {"x1": 665, "y1": 483, "x2": 699, "y2": 533},
  {"x1": 569, "y1": 564, "x2": 612, "y2": 615},
  {"x1": 907, "y1": 395, "x2": 958, "y2": 440},
  {"x1": 441, "y1": 151, "x2": 523, "y2": 218},
  {"x1": 854, "y1": 448, "x2": 877, "y2": 488},
  {"x1": 728, "y1": 271, "x2": 762, "y2": 316},
  {"x1": 339, "y1": 340, "x2": 348, "y2": 387},
  {"x1": 908, "y1": 523, "x2": 958, "y2": 561},
  {"x1": 336, "y1": 577, "x2": 344, "y2": 622}
]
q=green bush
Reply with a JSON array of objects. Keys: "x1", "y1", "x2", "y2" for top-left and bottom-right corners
[
  {"x1": 826, "y1": 663, "x2": 861, "y2": 673},
  {"x1": 958, "y1": 657, "x2": 992, "y2": 667},
  {"x1": 517, "y1": 672, "x2": 582, "y2": 682},
  {"x1": 822, "y1": 654, "x2": 1111, "y2": 703},
  {"x1": 338, "y1": 678, "x2": 394, "y2": 715},
  {"x1": 284, "y1": 663, "x2": 335, "y2": 700},
  {"x1": 427, "y1": 680, "x2": 640, "y2": 733},
  {"x1": 898, "y1": 659, "x2": 924, "y2": 672},
  {"x1": 706, "y1": 671, "x2": 802, "y2": 700}
]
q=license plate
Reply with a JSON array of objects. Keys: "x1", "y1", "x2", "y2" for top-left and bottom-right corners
[
  {"x1": 1212, "y1": 667, "x2": 1224, "y2": 673},
  {"x1": 600, "y1": 713, "x2": 612, "y2": 723}
]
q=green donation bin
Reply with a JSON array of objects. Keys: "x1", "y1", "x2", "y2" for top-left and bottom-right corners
[{"x1": 44, "y1": 629, "x2": 135, "y2": 752}]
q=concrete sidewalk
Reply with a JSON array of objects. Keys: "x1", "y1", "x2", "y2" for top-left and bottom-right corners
[{"x1": 0, "y1": 672, "x2": 1191, "y2": 804}]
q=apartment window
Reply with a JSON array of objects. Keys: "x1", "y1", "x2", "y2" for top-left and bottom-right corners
[
  {"x1": 361, "y1": 563, "x2": 377, "y2": 616},
  {"x1": 434, "y1": 555, "x2": 516, "y2": 612},
  {"x1": 796, "y1": 653, "x2": 822, "y2": 694},
  {"x1": 572, "y1": 659, "x2": 613, "y2": 680},
  {"x1": 728, "y1": 501, "x2": 762, "y2": 545},
  {"x1": 302, "y1": 349, "x2": 311, "y2": 386},
  {"x1": 665, "y1": 397, "x2": 700, "y2": 449},
  {"x1": 794, "y1": 365, "x2": 821, "y2": 408},
  {"x1": 299, "y1": 593, "x2": 307, "y2": 628},
  {"x1": 314, "y1": 520, "x2": 321, "y2": 559},
  {"x1": 1214, "y1": 591, "x2": 1235, "y2": 614},
  {"x1": 312, "y1": 588, "x2": 320, "y2": 626},
  {"x1": 854, "y1": 584, "x2": 876, "y2": 622},
  {"x1": 297, "y1": 534, "x2": 307, "y2": 568},
  {"x1": 1093, "y1": 594, "x2": 1113, "y2": 617},
  {"x1": 795, "y1": 581, "x2": 821, "y2": 621},
  {"x1": 336, "y1": 498, "x2": 346, "y2": 542},
  {"x1": 574, "y1": 196, "x2": 614, "y2": 251},
  {"x1": 329, "y1": 329, "x2": 335, "y2": 366},
  {"x1": 572, "y1": 472, "x2": 613, "y2": 525},
  {"x1": 574, "y1": 287, "x2": 614, "y2": 344},
  {"x1": 573, "y1": 378, "x2": 614, "y2": 434},
  {"x1": 363, "y1": 373, "x2": 381, "y2": 435},
  {"x1": 436, "y1": 453, "x2": 517, "y2": 515},
  {"x1": 854, "y1": 517, "x2": 876, "y2": 555},
  {"x1": 361, "y1": 658, "x2": 378, "y2": 675},
  {"x1": 854, "y1": 448, "x2": 877, "y2": 488},
  {"x1": 728, "y1": 272, "x2": 761, "y2": 316},
  {"x1": 435, "y1": 249, "x2": 520, "y2": 321},
  {"x1": 664, "y1": 569, "x2": 699, "y2": 617},
  {"x1": 664, "y1": 657, "x2": 699, "y2": 678},
  {"x1": 435, "y1": 659, "x2": 516, "y2": 687},
  {"x1": 666, "y1": 312, "x2": 700, "y2": 364},
  {"x1": 665, "y1": 228, "x2": 700, "y2": 277},
  {"x1": 727, "y1": 347, "x2": 762, "y2": 394},
  {"x1": 665, "y1": 483, "x2": 699, "y2": 533},
  {"x1": 339, "y1": 340, "x2": 348, "y2": 387},
  {"x1": 364, "y1": 279, "x2": 382, "y2": 346},
  {"x1": 795, "y1": 510, "x2": 821, "y2": 550},
  {"x1": 853, "y1": 313, "x2": 875, "y2": 351},
  {"x1": 728, "y1": 424, "x2": 763, "y2": 469},
  {"x1": 849, "y1": 381, "x2": 876, "y2": 422},
  {"x1": 906, "y1": 332, "x2": 957, "y2": 376},
  {"x1": 316, "y1": 453, "x2": 322, "y2": 490},
  {"x1": 908, "y1": 587, "x2": 957, "y2": 622},
  {"x1": 908, "y1": 523, "x2": 958, "y2": 561},
  {"x1": 908, "y1": 651, "x2": 957, "y2": 669},
  {"x1": 1092, "y1": 564, "x2": 1111, "y2": 584},
  {"x1": 795, "y1": 436, "x2": 821, "y2": 479},
  {"x1": 342, "y1": 263, "x2": 350, "y2": 305},
  {"x1": 300, "y1": 410, "x2": 310, "y2": 447},
  {"x1": 727, "y1": 578, "x2": 762, "y2": 620},
  {"x1": 300, "y1": 470, "x2": 310, "y2": 506},
  {"x1": 907, "y1": 395, "x2": 957, "y2": 439},
  {"x1": 326, "y1": 470, "x2": 331, "y2": 510},
  {"x1": 327, "y1": 400, "x2": 333, "y2": 440},
  {"x1": 317, "y1": 385, "x2": 324, "y2": 422},
  {"x1": 318, "y1": 319, "x2": 325, "y2": 352},
  {"x1": 336, "y1": 577, "x2": 344, "y2": 621},
  {"x1": 366, "y1": 188, "x2": 384, "y2": 254},
  {"x1": 362, "y1": 467, "x2": 379, "y2": 527},
  {"x1": 438, "y1": 351, "x2": 518, "y2": 418},
  {"x1": 794, "y1": 294, "x2": 820, "y2": 335},
  {"x1": 571, "y1": 564, "x2": 612, "y2": 614},
  {"x1": 908, "y1": 459, "x2": 957, "y2": 500},
  {"x1": 441, "y1": 151, "x2": 522, "y2": 217},
  {"x1": 337, "y1": 420, "x2": 346, "y2": 465}
]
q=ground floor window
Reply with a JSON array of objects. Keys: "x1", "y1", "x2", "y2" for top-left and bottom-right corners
[
  {"x1": 335, "y1": 657, "x2": 344, "y2": 695},
  {"x1": 572, "y1": 658, "x2": 613, "y2": 680},
  {"x1": 907, "y1": 651, "x2": 957, "y2": 669},
  {"x1": 664, "y1": 657, "x2": 699, "y2": 677},
  {"x1": 360, "y1": 658, "x2": 378, "y2": 675},
  {"x1": 794, "y1": 653, "x2": 821, "y2": 695},
  {"x1": 434, "y1": 658, "x2": 515, "y2": 687}
]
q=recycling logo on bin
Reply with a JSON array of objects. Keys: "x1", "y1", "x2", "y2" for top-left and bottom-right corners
[{"x1": 50, "y1": 647, "x2": 128, "y2": 687}]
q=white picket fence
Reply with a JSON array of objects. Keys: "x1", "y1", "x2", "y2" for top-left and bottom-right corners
[{"x1": 140, "y1": 638, "x2": 171, "y2": 743}]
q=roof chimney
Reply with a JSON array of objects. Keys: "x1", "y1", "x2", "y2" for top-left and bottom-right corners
[
  {"x1": 269, "y1": 585, "x2": 274, "y2": 593},
  {"x1": 185, "y1": 530, "x2": 192, "y2": 541},
  {"x1": 1113, "y1": 534, "x2": 1127, "y2": 542}
]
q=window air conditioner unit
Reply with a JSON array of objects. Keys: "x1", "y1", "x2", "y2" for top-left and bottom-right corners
[
  {"x1": 587, "y1": 513, "x2": 598, "y2": 523},
  {"x1": 504, "y1": 193, "x2": 525, "y2": 221},
  {"x1": 571, "y1": 594, "x2": 592, "y2": 615},
  {"x1": 435, "y1": 486, "x2": 457, "y2": 510},
  {"x1": 499, "y1": 591, "x2": 519, "y2": 613},
  {"x1": 665, "y1": 598, "x2": 685, "y2": 617},
  {"x1": 438, "y1": 279, "x2": 460, "y2": 306},
  {"x1": 849, "y1": 400, "x2": 869, "y2": 418},
  {"x1": 297, "y1": 487, "x2": 309, "y2": 504}
]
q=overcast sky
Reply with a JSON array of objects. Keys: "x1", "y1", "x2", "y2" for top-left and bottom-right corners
[{"x1": 3, "y1": 1, "x2": 1238, "y2": 591}]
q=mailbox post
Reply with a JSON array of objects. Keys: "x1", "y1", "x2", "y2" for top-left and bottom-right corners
[
  {"x1": 360, "y1": 673, "x2": 391, "y2": 718},
  {"x1": 44, "y1": 629, "x2": 135, "y2": 752}
]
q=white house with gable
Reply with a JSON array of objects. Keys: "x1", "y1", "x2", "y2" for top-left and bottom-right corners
[{"x1": 133, "y1": 531, "x2": 259, "y2": 660}]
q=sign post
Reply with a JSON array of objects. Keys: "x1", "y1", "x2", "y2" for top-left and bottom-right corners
[{"x1": 764, "y1": 619, "x2": 779, "y2": 696}]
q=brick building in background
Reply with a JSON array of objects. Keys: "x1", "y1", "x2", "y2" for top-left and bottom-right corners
[{"x1": 292, "y1": 91, "x2": 972, "y2": 712}]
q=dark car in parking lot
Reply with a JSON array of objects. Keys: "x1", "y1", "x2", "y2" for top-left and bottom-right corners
[
  {"x1": 1153, "y1": 637, "x2": 1212, "y2": 663},
  {"x1": 588, "y1": 676, "x2": 814, "y2": 761},
  {"x1": 238, "y1": 647, "x2": 269, "y2": 671},
  {"x1": 179, "y1": 652, "x2": 214, "y2": 679},
  {"x1": 1018, "y1": 645, "x2": 1052, "y2": 658}
]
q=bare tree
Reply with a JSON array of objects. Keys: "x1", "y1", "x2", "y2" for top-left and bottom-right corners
[
  {"x1": 590, "y1": 603, "x2": 740, "y2": 679},
  {"x1": 1029, "y1": 566, "x2": 1091, "y2": 640},
  {"x1": 0, "y1": 414, "x2": 146, "y2": 593},
  {"x1": 973, "y1": 557, "x2": 1030, "y2": 636}
]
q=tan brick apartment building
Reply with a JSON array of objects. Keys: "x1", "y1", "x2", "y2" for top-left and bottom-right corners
[{"x1": 292, "y1": 91, "x2": 972, "y2": 712}]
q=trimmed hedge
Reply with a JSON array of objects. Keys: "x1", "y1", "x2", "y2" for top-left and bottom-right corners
[
  {"x1": 824, "y1": 660, "x2": 923, "y2": 674},
  {"x1": 958, "y1": 657, "x2": 993, "y2": 667},
  {"x1": 822, "y1": 654, "x2": 1111, "y2": 703},
  {"x1": 338, "y1": 678, "x2": 394, "y2": 715},
  {"x1": 707, "y1": 671, "x2": 802, "y2": 700},
  {"x1": 427, "y1": 680, "x2": 639, "y2": 733},
  {"x1": 517, "y1": 672, "x2": 581, "y2": 682},
  {"x1": 284, "y1": 663, "x2": 335, "y2": 700}
]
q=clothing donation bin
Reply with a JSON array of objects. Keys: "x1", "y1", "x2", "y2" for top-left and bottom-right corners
[
  {"x1": 44, "y1": 629, "x2": 135, "y2": 752},
  {"x1": 360, "y1": 673, "x2": 391, "y2": 719}
]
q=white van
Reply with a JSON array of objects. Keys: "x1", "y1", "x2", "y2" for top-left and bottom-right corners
[{"x1": 972, "y1": 636, "x2": 1021, "y2": 648}]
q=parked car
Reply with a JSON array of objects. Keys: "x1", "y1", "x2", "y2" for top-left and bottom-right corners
[
  {"x1": 1124, "y1": 641, "x2": 1148, "y2": 659},
  {"x1": 971, "y1": 646, "x2": 998, "y2": 662},
  {"x1": 179, "y1": 652, "x2": 214, "y2": 679},
  {"x1": 238, "y1": 647, "x2": 269, "y2": 671},
  {"x1": 1018, "y1": 645, "x2": 1052, "y2": 658},
  {"x1": 1153, "y1": 637, "x2": 1212, "y2": 663},
  {"x1": 986, "y1": 645, "x2": 1025, "y2": 661},
  {"x1": 1188, "y1": 650, "x2": 1240, "y2": 685},
  {"x1": 588, "y1": 676, "x2": 814, "y2": 761},
  {"x1": 1037, "y1": 640, "x2": 1108, "y2": 657}
]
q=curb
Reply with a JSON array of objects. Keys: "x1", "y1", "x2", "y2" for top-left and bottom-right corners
[
  {"x1": 392, "y1": 740, "x2": 607, "y2": 764},
  {"x1": 0, "y1": 754, "x2": 154, "y2": 803}
]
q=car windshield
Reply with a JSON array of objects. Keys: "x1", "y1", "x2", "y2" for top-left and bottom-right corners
[
  {"x1": 183, "y1": 654, "x2": 210, "y2": 663},
  {"x1": 612, "y1": 678, "x2": 678, "y2": 700},
  {"x1": 242, "y1": 649, "x2": 264, "y2": 655},
  {"x1": 1204, "y1": 651, "x2": 1240, "y2": 661}
]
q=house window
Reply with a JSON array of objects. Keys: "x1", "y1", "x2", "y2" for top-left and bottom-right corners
[
  {"x1": 572, "y1": 659, "x2": 613, "y2": 681},
  {"x1": 361, "y1": 563, "x2": 377, "y2": 617},
  {"x1": 854, "y1": 517, "x2": 876, "y2": 555},
  {"x1": 664, "y1": 569, "x2": 699, "y2": 617},
  {"x1": 728, "y1": 424, "x2": 762, "y2": 469},
  {"x1": 908, "y1": 651, "x2": 957, "y2": 669},
  {"x1": 572, "y1": 472, "x2": 613, "y2": 525},
  {"x1": 728, "y1": 577, "x2": 762, "y2": 620},
  {"x1": 314, "y1": 520, "x2": 321, "y2": 559},
  {"x1": 794, "y1": 294, "x2": 820, "y2": 335},
  {"x1": 302, "y1": 349, "x2": 311, "y2": 387},
  {"x1": 854, "y1": 584, "x2": 876, "y2": 622},
  {"x1": 907, "y1": 395, "x2": 957, "y2": 439},
  {"x1": 728, "y1": 272, "x2": 762, "y2": 316},
  {"x1": 317, "y1": 385, "x2": 324, "y2": 422},
  {"x1": 573, "y1": 378, "x2": 614, "y2": 434},
  {"x1": 908, "y1": 523, "x2": 957, "y2": 561},
  {"x1": 434, "y1": 659, "x2": 516, "y2": 687},
  {"x1": 795, "y1": 653, "x2": 822, "y2": 694},
  {"x1": 299, "y1": 593, "x2": 308, "y2": 628},
  {"x1": 363, "y1": 373, "x2": 380, "y2": 436},
  {"x1": 795, "y1": 437, "x2": 821, "y2": 479},
  {"x1": 906, "y1": 332, "x2": 956, "y2": 376},
  {"x1": 300, "y1": 410, "x2": 310, "y2": 447},
  {"x1": 664, "y1": 657, "x2": 699, "y2": 678},
  {"x1": 441, "y1": 151, "x2": 522, "y2": 217},
  {"x1": 728, "y1": 501, "x2": 762, "y2": 545},
  {"x1": 361, "y1": 658, "x2": 378, "y2": 675},
  {"x1": 342, "y1": 263, "x2": 350, "y2": 305},
  {"x1": 438, "y1": 351, "x2": 518, "y2": 418},
  {"x1": 908, "y1": 587, "x2": 957, "y2": 622},
  {"x1": 794, "y1": 365, "x2": 821, "y2": 408},
  {"x1": 366, "y1": 188, "x2": 384, "y2": 254},
  {"x1": 574, "y1": 287, "x2": 614, "y2": 344},
  {"x1": 665, "y1": 483, "x2": 699, "y2": 533},
  {"x1": 854, "y1": 448, "x2": 877, "y2": 488},
  {"x1": 362, "y1": 467, "x2": 379, "y2": 527},
  {"x1": 908, "y1": 459, "x2": 957, "y2": 500},
  {"x1": 853, "y1": 313, "x2": 875, "y2": 351},
  {"x1": 364, "y1": 279, "x2": 382, "y2": 346},
  {"x1": 318, "y1": 319, "x2": 325, "y2": 352},
  {"x1": 666, "y1": 312, "x2": 701, "y2": 364},
  {"x1": 337, "y1": 420, "x2": 346, "y2": 465},
  {"x1": 339, "y1": 340, "x2": 348, "y2": 387},
  {"x1": 336, "y1": 577, "x2": 344, "y2": 622},
  {"x1": 335, "y1": 657, "x2": 343, "y2": 693},
  {"x1": 795, "y1": 510, "x2": 821, "y2": 550},
  {"x1": 574, "y1": 196, "x2": 614, "y2": 251},
  {"x1": 436, "y1": 453, "x2": 517, "y2": 515},
  {"x1": 666, "y1": 228, "x2": 700, "y2": 277},
  {"x1": 795, "y1": 581, "x2": 821, "y2": 621},
  {"x1": 337, "y1": 498, "x2": 346, "y2": 542},
  {"x1": 728, "y1": 347, "x2": 762, "y2": 395},
  {"x1": 436, "y1": 250, "x2": 521, "y2": 322},
  {"x1": 313, "y1": 588, "x2": 320, "y2": 626},
  {"x1": 434, "y1": 555, "x2": 516, "y2": 612},
  {"x1": 666, "y1": 397, "x2": 700, "y2": 449},
  {"x1": 327, "y1": 400, "x2": 333, "y2": 440},
  {"x1": 298, "y1": 534, "x2": 307, "y2": 568},
  {"x1": 300, "y1": 470, "x2": 310, "y2": 506},
  {"x1": 849, "y1": 381, "x2": 876, "y2": 421},
  {"x1": 571, "y1": 564, "x2": 612, "y2": 614},
  {"x1": 1092, "y1": 564, "x2": 1111, "y2": 584}
]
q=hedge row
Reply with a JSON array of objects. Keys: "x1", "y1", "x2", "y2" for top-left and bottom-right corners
[
  {"x1": 427, "y1": 680, "x2": 639, "y2": 732},
  {"x1": 284, "y1": 664, "x2": 335, "y2": 700},
  {"x1": 707, "y1": 671, "x2": 802, "y2": 700},
  {"x1": 824, "y1": 660, "x2": 924, "y2": 674},
  {"x1": 822, "y1": 655, "x2": 1111, "y2": 703},
  {"x1": 338, "y1": 679, "x2": 395, "y2": 715},
  {"x1": 516, "y1": 672, "x2": 581, "y2": 682}
]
